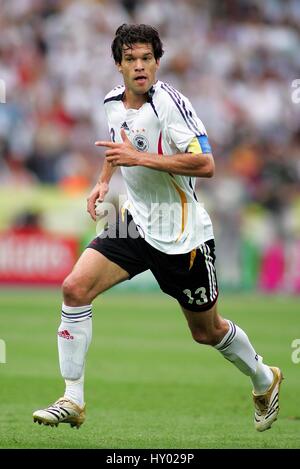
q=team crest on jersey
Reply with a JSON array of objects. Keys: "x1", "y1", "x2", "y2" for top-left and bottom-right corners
[{"x1": 133, "y1": 134, "x2": 149, "y2": 152}]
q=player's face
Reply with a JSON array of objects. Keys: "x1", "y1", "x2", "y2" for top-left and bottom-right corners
[{"x1": 118, "y1": 43, "x2": 159, "y2": 95}]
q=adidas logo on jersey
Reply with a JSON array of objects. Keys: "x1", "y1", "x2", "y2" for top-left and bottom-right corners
[
  {"x1": 58, "y1": 330, "x2": 74, "y2": 340},
  {"x1": 121, "y1": 121, "x2": 129, "y2": 130}
]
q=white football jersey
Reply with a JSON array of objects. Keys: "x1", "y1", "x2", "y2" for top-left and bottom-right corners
[{"x1": 103, "y1": 80, "x2": 214, "y2": 254}]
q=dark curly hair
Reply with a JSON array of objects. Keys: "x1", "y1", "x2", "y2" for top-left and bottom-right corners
[{"x1": 111, "y1": 24, "x2": 164, "y2": 64}]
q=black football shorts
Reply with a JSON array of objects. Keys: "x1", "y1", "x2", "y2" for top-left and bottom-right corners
[{"x1": 88, "y1": 211, "x2": 218, "y2": 312}]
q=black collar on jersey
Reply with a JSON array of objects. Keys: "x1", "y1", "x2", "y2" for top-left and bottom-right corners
[
  {"x1": 104, "y1": 91, "x2": 124, "y2": 104},
  {"x1": 147, "y1": 85, "x2": 155, "y2": 100},
  {"x1": 104, "y1": 86, "x2": 158, "y2": 117},
  {"x1": 147, "y1": 86, "x2": 158, "y2": 117}
]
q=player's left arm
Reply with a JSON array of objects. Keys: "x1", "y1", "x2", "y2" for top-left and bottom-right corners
[
  {"x1": 95, "y1": 130, "x2": 215, "y2": 178},
  {"x1": 141, "y1": 134, "x2": 214, "y2": 177}
]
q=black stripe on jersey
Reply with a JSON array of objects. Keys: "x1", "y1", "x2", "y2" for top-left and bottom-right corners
[
  {"x1": 182, "y1": 99, "x2": 201, "y2": 134},
  {"x1": 161, "y1": 83, "x2": 200, "y2": 135},
  {"x1": 189, "y1": 177, "x2": 198, "y2": 201},
  {"x1": 165, "y1": 83, "x2": 200, "y2": 133},
  {"x1": 147, "y1": 87, "x2": 159, "y2": 118},
  {"x1": 161, "y1": 84, "x2": 195, "y2": 133},
  {"x1": 104, "y1": 92, "x2": 124, "y2": 104},
  {"x1": 148, "y1": 100, "x2": 158, "y2": 118}
]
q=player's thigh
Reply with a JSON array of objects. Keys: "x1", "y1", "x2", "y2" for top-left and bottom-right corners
[
  {"x1": 152, "y1": 239, "x2": 218, "y2": 311},
  {"x1": 64, "y1": 247, "x2": 129, "y2": 298}
]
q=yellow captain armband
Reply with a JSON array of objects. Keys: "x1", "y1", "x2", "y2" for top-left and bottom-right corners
[{"x1": 188, "y1": 135, "x2": 212, "y2": 154}]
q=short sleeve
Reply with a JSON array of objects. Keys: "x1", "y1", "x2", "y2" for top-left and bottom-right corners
[{"x1": 161, "y1": 84, "x2": 208, "y2": 153}]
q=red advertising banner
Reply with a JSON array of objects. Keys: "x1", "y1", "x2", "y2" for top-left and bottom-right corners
[{"x1": 0, "y1": 229, "x2": 78, "y2": 285}]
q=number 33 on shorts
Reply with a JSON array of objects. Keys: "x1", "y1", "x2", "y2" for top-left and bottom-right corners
[
  {"x1": 178, "y1": 239, "x2": 218, "y2": 312},
  {"x1": 183, "y1": 287, "x2": 208, "y2": 305}
]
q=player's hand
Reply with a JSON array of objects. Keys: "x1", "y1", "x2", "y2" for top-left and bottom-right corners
[
  {"x1": 95, "y1": 129, "x2": 141, "y2": 167},
  {"x1": 86, "y1": 182, "x2": 109, "y2": 221}
]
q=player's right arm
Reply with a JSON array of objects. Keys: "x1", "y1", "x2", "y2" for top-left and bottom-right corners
[
  {"x1": 86, "y1": 160, "x2": 117, "y2": 221},
  {"x1": 87, "y1": 91, "x2": 120, "y2": 221}
]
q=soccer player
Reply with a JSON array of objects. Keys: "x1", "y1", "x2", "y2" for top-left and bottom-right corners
[{"x1": 33, "y1": 24, "x2": 282, "y2": 431}]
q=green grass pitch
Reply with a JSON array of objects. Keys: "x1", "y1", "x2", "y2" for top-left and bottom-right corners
[{"x1": 0, "y1": 289, "x2": 299, "y2": 448}]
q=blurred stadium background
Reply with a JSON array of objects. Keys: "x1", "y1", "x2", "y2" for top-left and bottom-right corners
[
  {"x1": 0, "y1": 0, "x2": 300, "y2": 291},
  {"x1": 0, "y1": 0, "x2": 300, "y2": 449}
]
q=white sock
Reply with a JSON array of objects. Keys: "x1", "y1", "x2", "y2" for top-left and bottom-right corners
[
  {"x1": 215, "y1": 319, "x2": 273, "y2": 394},
  {"x1": 65, "y1": 376, "x2": 84, "y2": 407},
  {"x1": 57, "y1": 303, "x2": 92, "y2": 407},
  {"x1": 252, "y1": 356, "x2": 274, "y2": 395}
]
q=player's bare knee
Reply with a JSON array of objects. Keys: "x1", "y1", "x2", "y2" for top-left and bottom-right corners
[
  {"x1": 191, "y1": 329, "x2": 220, "y2": 346},
  {"x1": 191, "y1": 330, "x2": 210, "y2": 345},
  {"x1": 62, "y1": 275, "x2": 90, "y2": 305}
]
